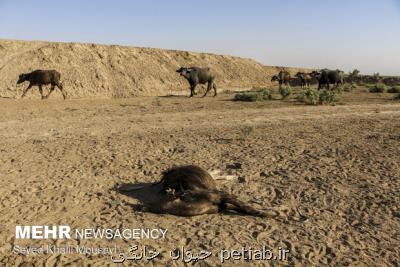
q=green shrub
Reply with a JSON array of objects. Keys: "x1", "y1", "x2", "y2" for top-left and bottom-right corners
[
  {"x1": 297, "y1": 88, "x2": 319, "y2": 105},
  {"x1": 369, "y1": 83, "x2": 387, "y2": 93},
  {"x1": 297, "y1": 88, "x2": 340, "y2": 105},
  {"x1": 342, "y1": 83, "x2": 357, "y2": 92},
  {"x1": 319, "y1": 89, "x2": 341, "y2": 104},
  {"x1": 234, "y1": 89, "x2": 272, "y2": 102},
  {"x1": 388, "y1": 85, "x2": 400, "y2": 94},
  {"x1": 279, "y1": 85, "x2": 292, "y2": 99},
  {"x1": 359, "y1": 82, "x2": 375, "y2": 88},
  {"x1": 336, "y1": 85, "x2": 344, "y2": 92},
  {"x1": 334, "y1": 85, "x2": 343, "y2": 93}
]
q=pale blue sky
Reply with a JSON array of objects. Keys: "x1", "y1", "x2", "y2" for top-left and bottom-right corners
[{"x1": 0, "y1": 0, "x2": 399, "y2": 75}]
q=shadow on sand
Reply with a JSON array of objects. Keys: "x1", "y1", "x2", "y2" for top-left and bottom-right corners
[{"x1": 115, "y1": 182, "x2": 169, "y2": 212}]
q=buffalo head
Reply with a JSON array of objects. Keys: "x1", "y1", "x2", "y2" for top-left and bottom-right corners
[
  {"x1": 310, "y1": 70, "x2": 321, "y2": 78},
  {"x1": 17, "y1": 73, "x2": 28, "y2": 84},
  {"x1": 176, "y1": 67, "x2": 192, "y2": 79}
]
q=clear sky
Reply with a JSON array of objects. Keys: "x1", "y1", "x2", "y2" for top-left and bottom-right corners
[{"x1": 0, "y1": 0, "x2": 399, "y2": 75}]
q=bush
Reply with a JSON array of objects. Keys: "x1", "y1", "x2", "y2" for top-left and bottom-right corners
[
  {"x1": 394, "y1": 94, "x2": 400, "y2": 100},
  {"x1": 342, "y1": 83, "x2": 357, "y2": 92},
  {"x1": 369, "y1": 83, "x2": 387, "y2": 93},
  {"x1": 234, "y1": 89, "x2": 272, "y2": 102},
  {"x1": 297, "y1": 88, "x2": 319, "y2": 105},
  {"x1": 319, "y1": 89, "x2": 341, "y2": 104},
  {"x1": 297, "y1": 88, "x2": 340, "y2": 105},
  {"x1": 279, "y1": 85, "x2": 292, "y2": 99},
  {"x1": 333, "y1": 85, "x2": 343, "y2": 93},
  {"x1": 388, "y1": 85, "x2": 400, "y2": 94}
]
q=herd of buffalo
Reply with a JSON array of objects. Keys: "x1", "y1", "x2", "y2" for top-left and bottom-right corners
[
  {"x1": 272, "y1": 69, "x2": 345, "y2": 90},
  {"x1": 14, "y1": 67, "x2": 394, "y2": 99}
]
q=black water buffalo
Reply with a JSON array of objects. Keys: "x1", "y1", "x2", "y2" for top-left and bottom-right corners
[
  {"x1": 17, "y1": 69, "x2": 66, "y2": 99},
  {"x1": 312, "y1": 69, "x2": 344, "y2": 90},
  {"x1": 295, "y1": 72, "x2": 312, "y2": 88},
  {"x1": 176, "y1": 67, "x2": 217, "y2": 97},
  {"x1": 271, "y1": 71, "x2": 291, "y2": 88}
]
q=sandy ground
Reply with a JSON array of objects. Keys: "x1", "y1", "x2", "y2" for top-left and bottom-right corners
[{"x1": 0, "y1": 89, "x2": 399, "y2": 266}]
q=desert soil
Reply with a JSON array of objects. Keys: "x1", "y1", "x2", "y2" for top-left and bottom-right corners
[{"x1": 0, "y1": 89, "x2": 399, "y2": 266}]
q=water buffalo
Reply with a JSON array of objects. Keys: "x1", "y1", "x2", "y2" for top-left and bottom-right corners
[
  {"x1": 120, "y1": 165, "x2": 276, "y2": 217},
  {"x1": 313, "y1": 69, "x2": 344, "y2": 90},
  {"x1": 295, "y1": 72, "x2": 312, "y2": 88},
  {"x1": 176, "y1": 67, "x2": 217, "y2": 97},
  {"x1": 157, "y1": 165, "x2": 217, "y2": 193},
  {"x1": 17, "y1": 69, "x2": 66, "y2": 100},
  {"x1": 271, "y1": 71, "x2": 291, "y2": 88}
]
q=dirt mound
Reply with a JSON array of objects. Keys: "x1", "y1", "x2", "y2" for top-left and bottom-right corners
[{"x1": 0, "y1": 39, "x2": 313, "y2": 99}]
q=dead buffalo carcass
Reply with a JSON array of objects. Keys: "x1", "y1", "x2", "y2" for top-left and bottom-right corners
[
  {"x1": 17, "y1": 69, "x2": 66, "y2": 99},
  {"x1": 271, "y1": 71, "x2": 291, "y2": 88},
  {"x1": 119, "y1": 165, "x2": 277, "y2": 217},
  {"x1": 157, "y1": 165, "x2": 217, "y2": 193},
  {"x1": 176, "y1": 67, "x2": 217, "y2": 97},
  {"x1": 312, "y1": 69, "x2": 344, "y2": 90},
  {"x1": 151, "y1": 165, "x2": 274, "y2": 217}
]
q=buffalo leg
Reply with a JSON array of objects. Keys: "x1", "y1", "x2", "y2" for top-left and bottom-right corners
[
  {"x1": 38, "y1": 85, "x2": 45, "y2": 100},
  {"x1": 189, "y1": 84, "x2": 197, "y2": 97},
  {"x1": 60, "y1": 88, "x2": 67, "y2": 100},
  {"x1": 45, "y1": 85, "x2": 56, "y2": 99},
  {"x1": 213, "y1": 83, "x2": 217, "y2": 96},
  {"x1": 21, "y1": 84, "x2": 33, "y2": 98},
  {"x1": 57, "y1": 83, "x2": 67, "y2": 100},
  {"x1": 203, "y1": 82, "x2": 212, "y2": 97}
]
